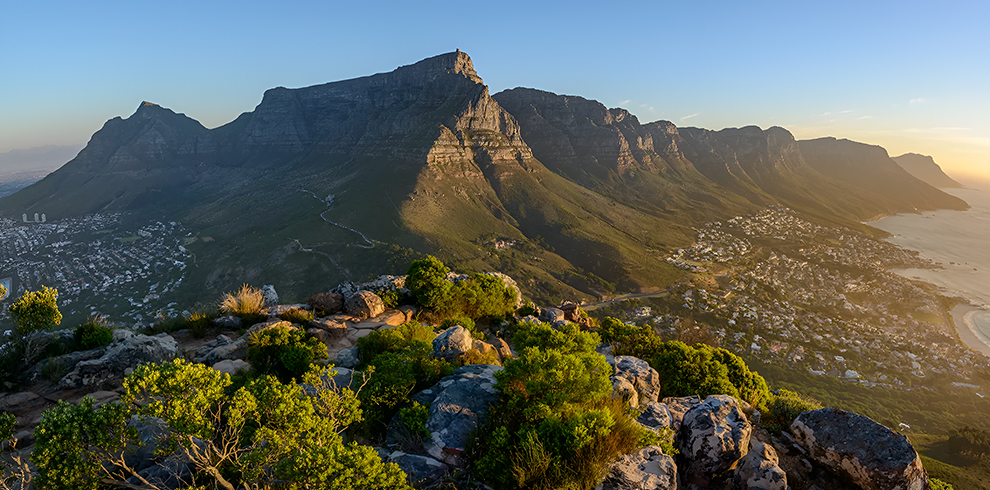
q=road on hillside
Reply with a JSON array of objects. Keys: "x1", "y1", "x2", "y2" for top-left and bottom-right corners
[{"x1": 582, "y1": 283, "x2": 684, "y2": 311}]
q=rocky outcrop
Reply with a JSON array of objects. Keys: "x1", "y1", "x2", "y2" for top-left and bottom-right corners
[
  {"x1": 383, "y1": 451, "x2": 450, "y2": 487},
  {"x1": 610, "y1": 356, "x2": 661, "y2": 408},
  {"x1": 679, "y1": 395, "x2": 752, "y2": 487},
  {"x1": 261, "y1": 285, "x2": 279, "y2": 309},
  {"x1": 344, "y1": 291, "x2": 385, "y2": 320},
  {"x1": 732, "y1": 442, "x2": 786, "y2": 490},
  {"x1": 307, "y1": 292, "x2": 344, "y2": 314},
  {"x1": 598, "y1": 445, "x2": 678, "y2": 490},
  {"x1": 892, "y1": 153, "x2": 963, "y2": 188},
  {"x1": 414, "y1": 364, "x2": 502, "y2": 466},
  {"x1": 432, "y1": 326, "x2": 474, "y2": 363},
  {"x1": 790, "y1": 408, "x2": 928, "y2": 490},
  {"x1": 59, "y1": 331, "x2": 178, "y2": 389},
  {"x1": 662, "y1": 396, "x2": 701, "y2": 433},
  {"x1": 539, "y1": 307, "x2": 565, "y2": 323},
  {"x1": 637, "y1": 402, "x2": 673, "y2": 432}
]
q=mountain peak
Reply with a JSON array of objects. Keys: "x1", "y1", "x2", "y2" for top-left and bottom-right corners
[{"x1": 403, "y1": 50, "x2": 483, "y2": 84}]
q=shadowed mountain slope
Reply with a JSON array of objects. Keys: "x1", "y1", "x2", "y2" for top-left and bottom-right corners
[{"x1": 893, "y1": 153, "x2": 964, "y2": 189}]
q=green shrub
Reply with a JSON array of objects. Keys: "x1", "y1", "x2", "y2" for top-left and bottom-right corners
[
  {"x1": 930, "y1": 478, "x2": 954, "y2": 490},
  {"x1": 8, "y1": 285, "x2": 61, "y2": 334},
  {"x1": 359, "y1": 345, "x2": 453, "y2": 436},
  {"x1": 279, "y1": 306, "x2": 315, "y2": 324},
  {"x1": 74, "y1": 322, "x2": 113, "y2": 350},
  {"x1": 517, "y1": 301, "x2": 538, "y2": 317},
  {"x1": 41, "y1": 357, "x2": 68, "y2": 382},
  {"x1": 762, "y1": 389, "x2": 822, "y2": 432},
  {"x1": 459, "y1": 348, "x2": 502, "y2": 366},
  {"x1": 440, "y1": 316, "x2": 483, "y2": 339},
  {"x1": 0, "y1": 411, "x2": 14, "y2": 440},
  {"x1": 31, "y1": 397, "x2": 132, "y2": 490},
  {"x1": 513, "y1": 320, "x2": 601, "y2": 355},
  {"x1": 220, "y1": 284, "x2": 265, "y2": 316},
  {"x1": 599, "y1": 317, "x2": 641, "y2": 344},
  {"x1": 247, "y1": 324, "x2": 328, "y2": 382},
  {"x1": 451, "y1": 273, "x2": 518, "y2": 319},
  {"x1": 407, "y1": 256, "x2": 453, "y2": 310},
  {"x1": 185, "y1": 311, "x2": 213, "y2": 338},
  {"x1": 376, "y1": 289, "x2": 403, "y2": 309},
  {"x1": 357, "y1": 322, "x2": 436, "y2": 367}
]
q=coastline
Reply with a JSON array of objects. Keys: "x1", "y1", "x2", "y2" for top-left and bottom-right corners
[{"x1": 951, "y1": 304, "x2": 990, "y2": 357}]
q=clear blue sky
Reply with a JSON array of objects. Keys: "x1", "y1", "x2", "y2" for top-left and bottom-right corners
[{"x1": 2, "y1": 0, "x2": 988, "y2": 179}]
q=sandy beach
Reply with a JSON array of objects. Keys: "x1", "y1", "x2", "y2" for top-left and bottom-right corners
[{"x1": 951, "y1": 304, "x2": 990, "y2": 357}]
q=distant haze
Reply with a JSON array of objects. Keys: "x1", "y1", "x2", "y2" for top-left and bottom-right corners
[{"x1": 0, "y1": 145, "x2": 82, "y2": 177}]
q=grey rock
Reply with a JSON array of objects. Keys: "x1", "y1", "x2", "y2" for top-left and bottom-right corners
[
  {"x1": 344, "y1": 290, "x2": 385, "y2": 320},
  {"x1": 638, "y1": 402, "x2": 673, "y2": 431},
  {"x1": 540, "y1": 307, "x2": 565, "y2": 323},
  {"x1": 387, "y1": 451, "x2": 450, "y2": 486},
  {"x1": 790, "y1": 408, "x2": 928, "y2": 490},
  {"x1": 679, "y1": 395, "x2": 752, "y2": 487},
  {"x1": 212, "y1": 315, "x2": 242, "y2": 328},
  {"x1": 611, "y1": 356, "x2": 661, "y2": 408},
  {"x1": 336, "y1": 347, "x2": 359, "y2": 368},
  {"x1": 423, "y1": 364, "x2": 502, "y2": 466},
  {"x1": 520, "y1": 315, "x2": 541, "y2": 325},
  {"x1": 551, "y1": 319, "x2": 569, "y2": 329},
  {"x1": 203, "y1": 338, "x2": 248, "y2": 365},
  {"x1": 733, "y1": 442, "x2": 786, "y2": 490},
  {"x1": 211, "y1": 359, "x2": 250, "y2": 375},
  {"x1": 432, "y1": 326, "x2": 474, "y2": 362},
  {"x1": 598, "y1": 445, "x2": 678, "y2": 490},
  {"x1": 261, "y1": 284, "x2": 279, "y2": 309},
  {"x1": 59, "y1": 333, "x2": 178, "y2": 389},
  {"x1": 662, "y1": 395, "x2": 701, "y2": 433},
  {"x1": 307, "y1": 292, "x2": 344, "y2": 314},
  {"x1": 597, "y1": 344, "x2": 616, "y2": 365}
]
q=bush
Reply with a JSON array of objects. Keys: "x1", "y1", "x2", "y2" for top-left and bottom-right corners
[
  {"x1": 930, "y1": 478, "x2": 954, "y2": 490},
  {"x1": 459, "y1": 348, "x2": 502, "y2": 366},
  {"x1": 440, "y1": 316, "x2": 483, "y2": 339},
  {"x1": 247, "y1": 324, "x2": 328, "y2": 382},
  {"x1": 599, "y1": 317, "x2": 641, "y2": 344},
  {"x1": 517, "y1": 301, "x2": 538, "y2": 317},
  {"x1": 279, "y1": 306, "x2": 315, "y2": 324},
  {"x1": 219, "y1": 284, "x2": 265, "y2": 316},
  {"x1": 8, "y1": 286, "x2": 61, "y2": 334},
  {"x1": 74, "y1": 322, "x2": 113, "y2": 350},
  {"x1": 376, "y1": 289, "x2": 403, "y2": 309},
  {"x1": 407, "y1": 256, "x2": 452, "y2": 310},
  {"x1": 762, "y1": 389, "x2": 822, "y2": 432},
  {"x1": 450, "y1": 273, "x2": 518, "y2": 319},
  {"x1": 359, "y1": 345, "x2": 453, "y2": 436},
  {"x1": 513, "y1": 321, "x2": 601, "y2": 355},
  {"x1": 357, "y1": 322, "x2": 436, "y2": 367}
]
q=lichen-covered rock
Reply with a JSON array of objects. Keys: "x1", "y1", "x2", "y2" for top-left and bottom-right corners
[
  {"x1": 540, "y1": 307, "x2": 565, "y2": 323},
  {"x1": 432, "y1": 326, "x2": 474, "y2": 363},
  {"x1": 336, "y1": 347, "x2": 359, "y2": 368},
  {"x1": 212, "y1": 315, "x2": 242, "y2": 328},
  {"x1": 370, "y1": 309, "x2": 407, "y2": 326},
  {"x1": 59, "y1": 333, "x2": 178, "y2": 389},
  {"x1": 344, "y1": 290, "x2": 385, "y2": 319},
  {"x1": 662, "y1": 396, "x2": 701, "y2": 433},
  {"x1": 211, "y1": 359, "x2": 250, "y2": 375},
  {"x1": 733, "y1": 442, "x2": 786, "y2": 490},
  {"x1": 307, "y1": 292, "x2": 344, "y2": 314},
  {"x1": 679, "y1": 395, "x2": 752, "y2": 487},
  {"x1": 638, "y1": 402, "x2": 673, "y2": 431},
  {"x1": 386, "y1": 451, "x2": 450, "y2": 487},
  {"x1": 611, "y1": 356, "x2": 661, "y2": 408},
  {"x1": 790, "y1": 408, "x2": 928, "y2": 490},
  {"x1": 422, "y1": 364, "x2": 502, "y2": 466},
  {"x1": 598, "y1": 445, "x2": 678, "y2": 490},
  {"x1": 261, "y1": 284, "x2": 279, "y2": 309}
]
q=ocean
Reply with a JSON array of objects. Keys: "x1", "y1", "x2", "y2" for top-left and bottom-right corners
[{"x1": 870, "y1": 181, "x2": 990, "y2": 354}]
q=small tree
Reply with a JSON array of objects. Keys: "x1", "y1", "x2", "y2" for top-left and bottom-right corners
[
  {"x1": 8, "y1": 286, "x2": 62, "y2": 334},
  {"x1": 406, "y1": 255, "x2": 452, "y2": 310}
]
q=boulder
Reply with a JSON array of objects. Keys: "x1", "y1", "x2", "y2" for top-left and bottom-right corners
[
  {"x1": 662, "y1": 396, "x2": 701, "y2": 433},
  {"x1": 0, "y1": 392, "x2": 39, "y2": 411},
  {"x1": 345, "y1": 290, "x2": 385, "y2": 319},
  {"x1": 261, "y1": 284, "x2": 279, "y2": 309},
  {"x1": 211, "y1": 359, "x2": 250, "y2": 375},
  {"x1": 212, "y1": 315, "x2": 242, "y2": 329},
  {"x1": 638, "y1": 402, "x2": 673, "y2": 431},
  {"x1": 432, "y1": 326, "x2": 474, "y2": 363},
  {"x1": 597, "y1": 344, "x2": 616, "y2": 365},
  {"x1": 307, "y1": 292, "x2": 344, "y2": 314},
  {"x1": 336, "y1": 347, "x2": 359, "y2": 369},
  {"x1": 540, "y1": 307, "x2": 565, "y2": 323},
  {"x1": 519, "y1": 315, "x2": 541, "y2": 325},
  {"x1": 371, "y1": 309, "x2": 407, "y2": 326},
  {"x1": 733, "y1": 442, "x2": 787, "y2": 490},
  {"x1": 423, "y1": 364, "x2": 502, "y2": 466},
  {"x1": 611, "y1": 356, "x2": 661, "y2": 408},
  {"x1": 193, "y1": 334, "x2": 234, "y2": 363},
  {"x1": 790, "y1": 408, "x2": 928, "y2": 490},
  {"x1": 473, "y1": 339, "x2": 498, "y2": 359},
  {"x1": 202, "y1": 338, "x2": 248, "y2": 365},
  {"x1": 491, "y1": 337, "x2": 513, "y2": 361},
  {"x1": 386, "y1": 451, "x2": 450, "y2": 487},
  {"x1": 598, "y1": 445, "x2": 678, "y2": 490},
  {"x1": 59, "y1": 333, "x2": 178, "y2": 389},
  {"x1": 559, "y1": 301, "x2": 586, "y2": 322},
  {"x1": 333, "y1": 275, "x2": 407, "y2": 299},
  {"x1": 679, "y1": 395, "x2": 752, "y2": 487},
  {"x1": 398, "y1": 305, "x2": 419, "y2": 322}
]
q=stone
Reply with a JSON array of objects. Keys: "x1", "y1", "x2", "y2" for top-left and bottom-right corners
[
  {"x1": 733, "y1": 442, "x2": 787, "y2": 490},
  {"x1": 307, "y1": 292, "x2": 344, "y2": 314},
  {"x1": 432, "y1": 326, "x2": 474, "y2": 363},
  {"x1": 59, "y1": 333, "x2": 179, "y2": 389},
  {"x1": 261, "y1": 285, "x2": 279, "y2": 309},
  {"x1": 679, "y1": 395, "x2": 752, "y2": 487},
  {"x1": 519, "y1": 315, "x2": 541, "y2": 325},
  {"x1": 387, "y1": 451, "x2": 450, "y2": 486},
  {"x1": 597, "y1": 344, "x2": 616, "y2": 365},
  {"x1": 598, "y1": 445, "x2": 678, "y2": 490},
  {"x1": 345, "y1": 290, "x2": 385, "y2": 319},
  {"x1": 398, "y1": 305, "x2": 419, "y2": 322},
  {"x1": 213, "y1": 315, "x2": 242, "y2": 328},
  {"x1": 203, "y1": 338, "x2": 248, "y2": 365},
  {"x1": 212, "y1": 359, "x2": 250, "y2": 375},
  {"x1": 540, "y1": 307, "x2": 565, "y2": 323},
  {"x1": 270, "y1": 304, "x2": 311, "y2": 316},
  {"x1": 422, "y1": 364, "x2": 502, "y2": 466},
  {"x1": 790, "y1": 408, "x2": 928, "y2": 490},
  {"x1": 353, "y1": 321, "x2": 386, "y2": 330},
  {"x1": 491, "y1": 337, "x2": 513, "y2": 361},
  {"x1": 611, "y1": 356, "x2": 661, "y2": 408},
  {"x1": 662, "y1": 396, "x2": 701, "y2": 433},
  {"x1": 336, "y1": 347, "x2": 359, "y2": 369},
  {"x1": 638, "y1": 402, "x2": 673, "y2": 431},
  {"x1": 559, "y1": 300, "x2": 586, "y2": 322},
  {"x1": 0, "y1": 392, "x2": 39, "y2": 411},
  {"x1": 473, "y1": 339, "x2": 498, "y2": 359},
  {"x1": 371, "y1": 309, "x2": 407, "y2": 326}
]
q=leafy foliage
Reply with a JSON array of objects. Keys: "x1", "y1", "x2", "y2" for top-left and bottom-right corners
[
  {"x1": 440, "y1": 316, "x2": 482, "y2": 339},
  {"x1": 357, "y1": 321, "x2": 436, "y2": 366},
  {"x1": 73, "y1": 321, "x2": 113, "y2": 350},
  {"x1": 279, "y1": 306, "x2": 315, "y2": 324},
  {"x1": 8, "y1": 285, "x2": 61, "y2": 334},
  {"x1": 513, "y1": 320, "x2": 601, "y2": 355},
  {"x1": 247, "y1": 324, "x2": 328, "y2": 382},
  {"x1": 762, "y1": 389, "x2": 823, "y2": 432},
  {"x1": 930, "y1": 478, "x2": 955, "y2": 490},
  {"x1": 406, "y1": 255, "x2": 452, "y2": 310}
]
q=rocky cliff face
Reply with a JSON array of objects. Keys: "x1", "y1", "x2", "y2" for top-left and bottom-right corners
[{"x1": 893, "y1": 153, "x2": 964, "y2": 189}]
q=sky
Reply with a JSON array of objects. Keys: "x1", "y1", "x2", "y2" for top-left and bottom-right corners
[{"x1": 2, "y1": 0, "x2": 989, "y2": 179}]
